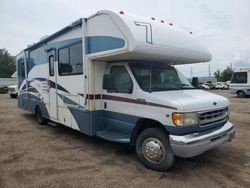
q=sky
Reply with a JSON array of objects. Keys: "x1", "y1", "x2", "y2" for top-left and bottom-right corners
[{"x1": 1, "y1": 0, "x2": 250, "y2": 77}]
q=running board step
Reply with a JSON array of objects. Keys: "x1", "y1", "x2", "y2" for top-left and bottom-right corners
[
  {"x1": 47, "y1": 121, "x2": 58, "y2": 127},
  {"x1": 96, "y1": 131, "x2": 130, "y2": 143}
]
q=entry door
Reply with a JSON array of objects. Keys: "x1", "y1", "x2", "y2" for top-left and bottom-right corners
[{"x1": 48, "y1": 53, "x2": 58, "y2": 120}]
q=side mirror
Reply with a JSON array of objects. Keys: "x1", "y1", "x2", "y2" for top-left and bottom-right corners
[
  {"x1": 192, "y1": 77, "x2": 199, "y2": 88},
  {"x1": 103, "y1": 74, "x2": 115, "y2": 91}
]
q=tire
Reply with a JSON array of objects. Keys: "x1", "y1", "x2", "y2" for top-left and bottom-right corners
[
  {"x1": 36, "y1": 106, "x2": 47, "y2": 125},
  {"x1": 10, "y1": 94, "x2": 17, "y2": 98},
  {"x1": 237, "y1": 91, "x2": 246, "y2": 98},
  {"x1": 135, "y1": 127, "x2": 175, "y2": 171}
]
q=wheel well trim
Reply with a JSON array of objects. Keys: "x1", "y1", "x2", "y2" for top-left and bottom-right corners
[{"x1": 130, "y1": 118, "x2": 168, "y2": 145}]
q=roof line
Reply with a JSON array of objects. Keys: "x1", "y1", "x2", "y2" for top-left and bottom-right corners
[{"x1": 24, "y1": 18, "x2": 83, "y2": 51}]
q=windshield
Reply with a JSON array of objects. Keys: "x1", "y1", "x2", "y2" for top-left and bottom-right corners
[{"x1": 129, "y1": 62, "x2": 193, "y2": 92}]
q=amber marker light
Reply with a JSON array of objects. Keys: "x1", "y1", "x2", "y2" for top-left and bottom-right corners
[{"x1": 172, "y1": 113, "x2": 184, "y2": 126}]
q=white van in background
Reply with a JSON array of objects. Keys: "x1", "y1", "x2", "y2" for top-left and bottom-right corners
[{"x1": 230, "y1": 68, "x2": 250, "y2": 97}]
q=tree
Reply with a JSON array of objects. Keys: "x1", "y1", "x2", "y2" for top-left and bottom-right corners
[
  {"x1": 214, "y1": 66, "x2": 233, "y2": 82},
  {"x1": 221, "y1": 66, "x2": 233, "y2": 81},
  {"x1": 214, "y1": 70, "x2": 222, "y2": 81},
  {"x1": 0, "y1": 48, "x2": 16, "y2": 78}
]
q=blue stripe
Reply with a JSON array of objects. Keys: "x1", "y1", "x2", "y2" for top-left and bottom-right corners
[
  {"x1": 85, "y1": 36, "x2": 125, "y2": 54},
  {"x1": 18, "y1": 93, "x2": 49, "y2": 119}
]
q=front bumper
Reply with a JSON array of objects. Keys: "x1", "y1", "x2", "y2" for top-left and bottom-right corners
[{"x1": 169, "y1": 121, "x2": 235, "y2": 158}]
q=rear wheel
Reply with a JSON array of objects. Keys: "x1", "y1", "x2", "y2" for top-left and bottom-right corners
[
  {"x1": 36, "y1": 106, "x2": 47, "y2": 125},
  {"x1": 237, "y1": 91, "x2": 246, "y2": 98},
  {"x1": 10, "y1": 94, "x2": 17, "y2": 98},
  {"x1": 135, "y1": 127, "x2": 175, "y2": 171}
]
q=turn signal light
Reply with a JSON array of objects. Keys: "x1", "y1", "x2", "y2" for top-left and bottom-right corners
[{"x1": 172, "y1": 113, "x2": 184, "y2": 126}]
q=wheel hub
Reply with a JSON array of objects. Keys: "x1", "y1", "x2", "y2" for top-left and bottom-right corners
[{"x1": 142, "y1": 138, "x2": 166, "y2": 164}]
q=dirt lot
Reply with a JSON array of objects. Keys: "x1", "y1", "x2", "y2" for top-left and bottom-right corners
[{"x1": 0, "y1": 90, "x2": 249, "y2": 188}]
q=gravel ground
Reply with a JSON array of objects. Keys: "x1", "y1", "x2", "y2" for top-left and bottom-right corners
[{"x1": 0, "y1": 90, "x2": 249, "y2": 188}]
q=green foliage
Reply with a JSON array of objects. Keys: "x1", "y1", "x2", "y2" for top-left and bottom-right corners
[
  {"x1": 214, "y1": 70, "x2": 222, "y2": 81},
  {"x1": 214, "y1": 66, "x2": 233, "y2": 82},
  {"x1": 221, "y1": 66, "x2": 233, "y2": 81},
  {"x1": 0, "y1": 49, "x2": 15, "y2": 78}
]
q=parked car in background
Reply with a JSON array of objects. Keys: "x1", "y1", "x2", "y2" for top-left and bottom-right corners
[
  {"x1": 0, "y1": 86, "x2": 8, "y2": 94},
  {"x1": 8, "y1": 85, "x2": 18, "y2": 98},
  {"x1": 207, "y1": 82, "x2": 215, "y2": 89},
  {"x1": 223, "y1": 82, "x2": 229, "y2": 89},
  {"x1": 215, "y1": 82, "x2": 224, "y2": 89},
  {"x1": 202, "y1": 83, "x2": 210, "y2": 89}
]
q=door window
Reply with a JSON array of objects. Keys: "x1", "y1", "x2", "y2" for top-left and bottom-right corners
[{"x1": 109, "y1": 66, "x2": 133, "y2": 94}]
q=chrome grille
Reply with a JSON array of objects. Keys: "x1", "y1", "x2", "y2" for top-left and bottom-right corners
[{"x1": 199, "y1": 108, "x2": 228, "y2": 127}]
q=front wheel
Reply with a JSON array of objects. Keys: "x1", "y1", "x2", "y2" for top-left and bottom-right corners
[
  {"x1": 237, "y1": 91, "x2": 246, "y2": 98},
  {"x1": 10, "y1": 94, "x2": 17, "y2": 98},
  {"x1": 135, "y1": 128, "x2": 175, "y2": 171}
]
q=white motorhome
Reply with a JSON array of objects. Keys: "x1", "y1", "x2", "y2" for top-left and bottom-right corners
[
  {"x1": 17, "y1": 10, "x2": 235, "y2": 171},
  {"x1": 230, "y1": 68, "x2": 250, "y2": 97}
]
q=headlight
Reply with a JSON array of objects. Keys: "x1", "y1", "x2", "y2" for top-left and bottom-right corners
[{"x1": 172, "y1": 112, "x2": 198, "y2": 126}]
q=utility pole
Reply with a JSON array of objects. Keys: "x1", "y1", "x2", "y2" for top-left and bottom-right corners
[
  {"x1": 190, "y1": 67, "x2": 193, "y2": 78},
  {"x1": 208, "y1": 64, "x2": 211, "y2": 81}
]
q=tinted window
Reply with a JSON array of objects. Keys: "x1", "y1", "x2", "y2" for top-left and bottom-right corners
[
  {"x1": 58, "y1": 42, "x2": 83, "y2": 75},
  {"x1": 58, "y1": 47, "x2": 70, "y2": 75},
  {"x1": 49, "y1": 55, "x2": 54, "y2": 76},
  {"x1": 231, "y1": 72, "x2": 247, "y2": 83},
  {"x1": 109, "y1": 66, "x2": 133, "y2": 93},
  {"x1": 70, "y1": 43, "x2": 83, "y2": 74}
]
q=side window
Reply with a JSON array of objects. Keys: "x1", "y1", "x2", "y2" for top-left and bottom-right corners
[
  {"x1": 58, "y1": 42, "x2": 83, "y2": 75},
  {"x1": 70, "y1": 43, "x2": 83, "y2": 74},
  {"x1": 109, "y1": 66, "x2": 133, "y2": 94},
  {"x1": 58, "y1": 47, "x2": 70, "y2": 75},
  {"x1": 231, "y1": 72, "x2": 247, "y2": 83},
  {"x1": 49, "y1": 55, "x2": 54, "y2": 76},
  {"x1": 17, "y1": 58, "x2": 25, "y2": 88}
]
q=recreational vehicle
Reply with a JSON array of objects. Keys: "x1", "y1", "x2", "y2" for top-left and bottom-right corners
[
  {"x1": 17, "y1": 10, "x2": 235, "y2": 171},
  {"x1": 230, "y1": 68, "x2": 250, "y2": 97}
]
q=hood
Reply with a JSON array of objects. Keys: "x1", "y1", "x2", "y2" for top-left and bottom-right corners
[{"x1": 151, "y1": 89, "x2": 229, "y2": 111}]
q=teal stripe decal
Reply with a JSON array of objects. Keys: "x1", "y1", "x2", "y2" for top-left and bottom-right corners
[{"x1": 85, "y1": 36, "x2": 125, "y2": 54}]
